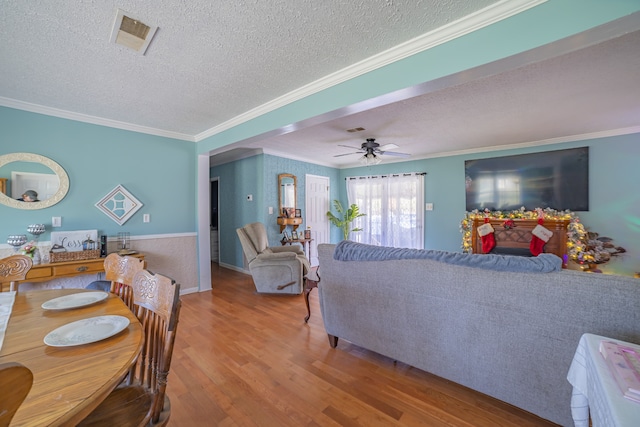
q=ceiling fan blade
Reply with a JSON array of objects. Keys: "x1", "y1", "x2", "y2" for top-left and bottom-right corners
[
  {"x1": 338, "y1": 144, "x2": 363, "y2": 150},
  {"x1": 333, "y1": 152, "x2": 361, "y2": 157},
  {"x1": 379, "y1": 143, "x2": 399, "y2": 151},
  {"x1": 379, "y1": 150, "x2": 410, "y2": 157}
]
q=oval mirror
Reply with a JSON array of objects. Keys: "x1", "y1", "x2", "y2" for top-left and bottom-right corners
[
  {"x1": 0, "y1": 153, "x2": 69, "y2": 210},
  {"x1": 278, "y1": 173, "x2": 296, "y2": 216}
]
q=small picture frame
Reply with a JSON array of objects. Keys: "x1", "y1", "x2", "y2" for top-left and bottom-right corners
[
  {"x1": 295, "y1": 209, "x2": 302, "y2": 218},
  {"x1": 282, "y1": 231, "x2": 290, "y2": 242},
  {"x1": 282, "y1": 208, "x2": 289, "y2": 218},
  {"x1": 304, "y1": 229, "x2": 311, "y2": 240},
  {"x1": 291, "y1": 231, "x2": 299, "y2": 240}
]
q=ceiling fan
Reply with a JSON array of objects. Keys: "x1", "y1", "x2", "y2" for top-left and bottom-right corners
[{"x1": 334, "y1": 138, "x2": 410, "y2": 165}]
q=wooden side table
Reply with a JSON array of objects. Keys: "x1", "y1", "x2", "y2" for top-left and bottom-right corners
[
  {"x1": 303, "y1": 266, "x2": 319, "y2": 323},
  {"x1": 281, "y1": 238, "x2": 313, "y2": 261}
]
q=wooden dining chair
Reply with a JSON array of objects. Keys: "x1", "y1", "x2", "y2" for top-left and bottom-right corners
[
  {"x1": 0, "y1": 362, "x2": 34, "y2": 425},
  {"x1": 0, "y1": 255, "x2": 33, "y2": 292},
  {"x1": 78, "y1": 269, "x2": 181, "y2": 427},
  {"x1": 87, "y1": 253, "x2": 145, "y2": 310}
]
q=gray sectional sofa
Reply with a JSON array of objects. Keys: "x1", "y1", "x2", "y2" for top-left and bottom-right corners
[{"x1": 317, "y1": 242, "x2": 640, "y2": 426}]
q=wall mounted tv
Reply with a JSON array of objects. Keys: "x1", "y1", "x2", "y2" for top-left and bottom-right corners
[{"x1": 465, "y1": 147, "x2": 589, "y2": 212}]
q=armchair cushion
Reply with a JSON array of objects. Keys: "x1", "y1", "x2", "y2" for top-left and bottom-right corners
[{"x1": 256, "y1": 251, "x2": 297, "y2": 261}]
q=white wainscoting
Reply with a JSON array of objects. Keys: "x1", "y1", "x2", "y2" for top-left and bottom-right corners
[{"x1": 2, "y1": 233, "x2": 200, "y2": 295}]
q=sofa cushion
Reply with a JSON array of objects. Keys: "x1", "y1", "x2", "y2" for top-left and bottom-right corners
[{"x1": 333, "y1": 240, "x2": 562, "y2": 273}]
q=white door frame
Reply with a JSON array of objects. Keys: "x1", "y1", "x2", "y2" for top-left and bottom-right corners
[{"x1": 197, "y1": 154, "x2": 212, "y2": 292}]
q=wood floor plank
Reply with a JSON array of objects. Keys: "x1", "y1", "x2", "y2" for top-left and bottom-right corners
[{"x1": 165, "y1": 263, "x2": 559, "y2": 426}]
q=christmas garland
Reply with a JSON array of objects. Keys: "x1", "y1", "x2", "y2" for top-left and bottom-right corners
[{"x1": 459, "y1": 208, "x2": 624, "y2": 266}]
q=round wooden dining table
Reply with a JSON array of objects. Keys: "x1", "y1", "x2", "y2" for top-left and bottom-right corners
[{"x1": 0, "y1": 289, "x2": 143, "y2": 426}]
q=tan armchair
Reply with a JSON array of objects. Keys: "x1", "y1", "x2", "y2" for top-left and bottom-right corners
[{"x1": 236, "y1": 222, "x2": 310, "y2": 294}]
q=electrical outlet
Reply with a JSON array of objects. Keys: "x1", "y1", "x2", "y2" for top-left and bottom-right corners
[
  {"x1": 425, "y1": 203, "x2": 434, "y2": 211},
  {"x1": 247, "y1": 194, "x2": 253, "y2": 201}
]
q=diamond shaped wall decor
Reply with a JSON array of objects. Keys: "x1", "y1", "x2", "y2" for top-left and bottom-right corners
[{"x1": 95, "y1": 184, "x2": 143, "y2": 225}]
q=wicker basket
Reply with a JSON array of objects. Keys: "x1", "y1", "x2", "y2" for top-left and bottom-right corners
[{"x1": 49, "y1": 250, "x2": 101, "y2": 263}]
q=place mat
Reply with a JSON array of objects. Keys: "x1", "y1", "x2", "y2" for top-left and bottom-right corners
[{"x1": 0, "y1": 291, "x2": 16, "y2": 352}]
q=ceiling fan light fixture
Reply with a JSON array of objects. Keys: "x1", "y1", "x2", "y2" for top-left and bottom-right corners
[{"x1": 360, "y1": 152, "x2": 381, "y2": 166}]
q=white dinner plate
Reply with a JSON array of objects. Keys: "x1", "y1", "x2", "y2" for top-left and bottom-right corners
[
  {"x1": 41, "y1": 291, "x2": 109, "y2": 310},
  {"x1": 44, "y1": 315, "x2": 130, "y2": 347}
]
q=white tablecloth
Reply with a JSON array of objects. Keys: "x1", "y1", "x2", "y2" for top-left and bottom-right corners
[
  {"x1": 0, "y1": 291, "x2": 16, "y2": 351},
  {"x1": 567, "y1": 333, "x2": 640, "y2": 427}
]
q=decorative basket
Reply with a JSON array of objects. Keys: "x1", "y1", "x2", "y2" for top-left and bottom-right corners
[{"x1": 49, "y1": 250, "x2": 101, "y2": 263}]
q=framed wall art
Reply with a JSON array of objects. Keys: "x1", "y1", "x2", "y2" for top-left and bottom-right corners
[{"x1": 95, "y1": 184, "x2": 143, "y2": 225}]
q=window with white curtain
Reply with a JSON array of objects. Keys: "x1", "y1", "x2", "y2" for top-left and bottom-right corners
[{"x1": 346, "y1": 173, "x2": 425, "y2": 249}]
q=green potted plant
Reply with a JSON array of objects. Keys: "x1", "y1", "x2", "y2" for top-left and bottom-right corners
[{"x1": 326, "y1": 200, "x2": 365, "y2": 240}]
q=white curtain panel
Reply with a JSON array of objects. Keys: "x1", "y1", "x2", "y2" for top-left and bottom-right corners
[{"x1": 346, "y1": 173, "x2": 424, "y2": 249}]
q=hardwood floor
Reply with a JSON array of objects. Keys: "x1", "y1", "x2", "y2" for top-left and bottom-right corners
[{"x1": 166, "y1": 263, "x2": 559, "y2": 426}]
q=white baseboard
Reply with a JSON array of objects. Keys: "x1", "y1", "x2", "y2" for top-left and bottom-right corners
[
  {"x1": 180, "y1": 286, "x2": 200, "y2": 295},
  {"x1": 219, "y1": 262, "x2": 248, "y2": 274}
]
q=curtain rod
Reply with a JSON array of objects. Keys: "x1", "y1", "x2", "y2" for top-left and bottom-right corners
[{"x1": 346, "y1": 172, "x2": 426, "y2": 180}]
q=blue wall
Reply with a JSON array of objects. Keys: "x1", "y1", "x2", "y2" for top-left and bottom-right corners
[
  {"x1": 2, "y1": 1, "x2": 639, "y2": 281},
  {"x1": 347, "y1": 134, "x2": 640, "y2": 275},
  {"x1": 196, "y1": 0, "x2": 640, "y2": 276},
  {"x1": 0, "y1": 108, "x2": 196, "y2": 241},
  {"x1": 216, "y1": 133, "x2": 640, "y2": 276},
  {"x1": 211, "y1": 154, "x2": 263, "y2": 267},
  {"x1": 212, "y1": 154, "x2": 339, "y2": 268}
]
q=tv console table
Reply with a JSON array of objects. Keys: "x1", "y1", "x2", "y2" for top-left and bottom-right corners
[{"x1": 471, "y1": 218, "x2": 569, "y2": 265}]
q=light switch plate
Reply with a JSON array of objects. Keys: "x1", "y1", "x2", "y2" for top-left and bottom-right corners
[
  {"x1": 425, "y1": 203, "x2": 434, "y2": 211},
  {"x1": 52, "y1": 216, "x2": 62, "y2": 227}
]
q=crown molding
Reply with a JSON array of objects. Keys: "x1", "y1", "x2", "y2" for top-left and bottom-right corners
[
  {"x1": 0, "y1": 97, "x2": 195, "y2": 142},
  {"x1": 406, "y1": 125, "x2": 640, "y2": 162},
  {"x1": 255, "y1": 125, "x2": 640, "y2": 169},
  {"x1": 195, "y1": 0, "x2": 546, "y2": 142},
  {"x1": 0, "y1": 0, "x2": 545, "y2": 144}
]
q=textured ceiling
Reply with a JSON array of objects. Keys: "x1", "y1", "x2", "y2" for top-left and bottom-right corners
[
  {"x1": 0, "y1": 0, "x2": 497, "y2": 135},
  {"x1": 1, "y1": 1, "x2": 639, "y2": 168},
  {"x1": 248, "y1": 26, "x2": 640, "y2": 167}
]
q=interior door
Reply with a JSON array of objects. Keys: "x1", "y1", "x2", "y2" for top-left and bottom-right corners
[{"x1": 305, "y1": 174, "x2": 330, "y2": 266}]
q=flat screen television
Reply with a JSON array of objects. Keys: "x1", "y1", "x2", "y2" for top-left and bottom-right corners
[{"x1": 465, "y1": 147, "x2": 589, "y2": 212}]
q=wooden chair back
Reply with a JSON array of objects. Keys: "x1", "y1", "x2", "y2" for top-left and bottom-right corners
[
  {"x1": 0, "y1": 362, "x2": 34, "y2": 425},
  {"x1": 0, "y1": 255, "x2": 33, "y2": 292},
  {"x1": 103, "y1": 253, "x2": 145, "y2": 310},
  {"x1": 77, "y1": 269, "x2": 180, "y2": 426},
  {"x1": 130, "y1": 269, "x2": 181, "y2": 424}
]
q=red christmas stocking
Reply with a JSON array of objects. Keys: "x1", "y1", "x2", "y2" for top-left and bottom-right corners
[
  {"x1": 477, "y1": 217, "x2": 495, "y2": 254},
  {"x1": 530, "y1": 217, "x2": 553, "y2": 256}
]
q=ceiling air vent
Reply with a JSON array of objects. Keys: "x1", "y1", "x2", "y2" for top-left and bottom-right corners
[{"x1": 110, "y1": 9, "x2": 157, "y2": 55}]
